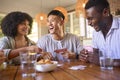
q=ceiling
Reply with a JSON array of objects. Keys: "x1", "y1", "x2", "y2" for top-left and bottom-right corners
[{"x1": 0, "y1": 0, "x2": 77, "y2": 18}]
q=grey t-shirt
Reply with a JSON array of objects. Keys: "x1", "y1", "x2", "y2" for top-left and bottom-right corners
[{"x1": 37, "y1": 33, "x2": 83, "y2": 61}]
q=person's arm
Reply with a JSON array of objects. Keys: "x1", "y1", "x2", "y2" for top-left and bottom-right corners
[
  {"x1": 88, "y1": 48, "x2": 99, "y2": 65},
  {"x1": 8, "y1": 45, "x2": 42, "y2": 59},
  {"x1": 79, "y1": 48, "x2": 99, "y2": 65},
  {"x1": 86, "y1": 31, "x2": 99, "y2": 64},
  {"x1": 79, "y1": 49, "x2": 89, "y2": 62},
  {"x1": 62, "y1": 51, "x2": 76, "y2": 59},
  {"x1": 37, "y1": 36, "x2": 53, "y2": 59},
  {"x1": 54, "y1": 48, "x2": 76, "y2": 59},
  {"x1": 0, "y1": 50, "x2": 6, "y2": 65}
]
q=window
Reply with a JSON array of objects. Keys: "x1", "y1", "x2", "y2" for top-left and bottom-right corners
[
  {"x1": 64, "y1": 11, "x2": 94, "y2": 46},
  {"x1": 0, "y1": 13, "x2": 5, "y2": 38},
  {"x1": 28, "y1": 20, "x2": 38, "y2": 42},
  {"x1": 86, "y1": 20, "x2": 94, "y2": 38},
  {"x1": 65, "y1": 11, "x2": 93, "y2": 38}
]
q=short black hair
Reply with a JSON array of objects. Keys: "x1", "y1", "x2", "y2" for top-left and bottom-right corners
[
  {"x1": 1, "y1": 11, "x2": 33, "y2": 37},
  {"x1": 47, "y1": 10, "x2": 65, "y2": 20},
  {"x1": 85, "y1": 0, "x2": 110, "y2": 13}
]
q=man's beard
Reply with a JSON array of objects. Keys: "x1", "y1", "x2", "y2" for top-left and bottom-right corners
[{"x1": 98, "y1": 21, "x2": 107, "y2": 31}]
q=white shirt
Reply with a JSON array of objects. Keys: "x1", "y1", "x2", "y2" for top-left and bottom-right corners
[
  {"x1": 92, "y1": 17, "x2": 120, "y2": 59},
  {"x1": 37, "y1": 33, "x2": 83, "y2": 60}
]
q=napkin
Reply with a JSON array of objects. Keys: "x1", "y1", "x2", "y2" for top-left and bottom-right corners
[{"x1": 69, "y1": 65, "x2": 86, "y2": 70}]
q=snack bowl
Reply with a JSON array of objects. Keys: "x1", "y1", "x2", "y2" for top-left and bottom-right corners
[{"x1": 35, "y1": 61, "x2": 58, "y2": 72}]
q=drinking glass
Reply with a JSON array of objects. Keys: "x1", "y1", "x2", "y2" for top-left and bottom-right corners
[
  {"x1": 19, "y1": 52, "x2": 37, "y2": 77},
  {"x1": 99, "y1": 50, "x2": 113, "y2": 70}
]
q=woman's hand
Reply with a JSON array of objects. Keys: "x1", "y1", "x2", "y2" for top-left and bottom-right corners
[
  {"x1": 0, "y1": 50, "x2": 6, "y2": 65},
  {"x1": 27, "y1": 46, "x2": 42, "y2": 53}
]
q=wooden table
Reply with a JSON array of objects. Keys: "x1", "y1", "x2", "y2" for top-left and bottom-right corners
[{"x1": 0, "y1": 61, "x2": 120, "y2": 80}]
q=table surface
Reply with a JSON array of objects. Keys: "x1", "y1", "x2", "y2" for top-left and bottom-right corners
[{"x1": 0, "y1": 61, "x2": 120, "y2": 80}]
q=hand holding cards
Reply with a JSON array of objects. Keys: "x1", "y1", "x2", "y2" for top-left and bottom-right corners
[
  {"x1": 54, "y1": 48, "x2": 75, "y2": 60},
  {"x1": 54, "y1": 48, "x2": 67, "y2": 53}
]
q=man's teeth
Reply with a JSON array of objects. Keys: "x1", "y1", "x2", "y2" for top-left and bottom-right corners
[{"x1": 50, "y1": 28, "x2": 53, "y2": 29}]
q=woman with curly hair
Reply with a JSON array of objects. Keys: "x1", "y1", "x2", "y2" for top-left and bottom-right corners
[{"x1": 0, "y1": 11, "x2": 42, "y2": 65}]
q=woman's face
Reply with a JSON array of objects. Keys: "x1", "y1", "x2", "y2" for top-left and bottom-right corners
[
  {"x1": 17, "y1": 20, "x2": 30, "y2": 36},
  {"x1": 47, "y1": 15, "x2": 64, "y2": 34}
]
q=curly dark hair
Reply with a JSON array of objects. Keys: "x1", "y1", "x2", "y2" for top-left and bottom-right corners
[
  {"x1": 85, "y1": 0, "x2": 110, "y2": 13},
  {"x1": 1, "y1": 11, "x2": 33, "y2": 37}
]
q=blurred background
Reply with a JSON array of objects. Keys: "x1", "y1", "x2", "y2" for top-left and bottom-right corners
[{"x1": 0, "y1": 0, "x2": 120, "y2": 46}]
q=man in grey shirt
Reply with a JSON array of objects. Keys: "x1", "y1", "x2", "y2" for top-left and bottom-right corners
[{"x1": 37, "y1": 10, "x2": 83, "y2": 61}]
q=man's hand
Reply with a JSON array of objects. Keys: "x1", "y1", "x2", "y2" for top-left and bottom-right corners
[
  {"x1": 79, "y1": 48, "x2": 100, "y2": 65},
  {"x1": 61, "y1": 51, "x2": 76, "y2": 59},
  {"x1": 79, "y1": 49, "x2": 89, "y2": 62},
  {"x1": 54, "y1": 49, "x2": 75, "y2": 59},
  {"x1": 41, "y1": 52, "x2": 54, "y2": 60},
  {"x1": 54, "y1": 48, "x2": 67, "y2": 53}
]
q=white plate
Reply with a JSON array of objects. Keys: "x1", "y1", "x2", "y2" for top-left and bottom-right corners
[{"x1": 35, "y1": 61, "x2": 58, "y2": 72}]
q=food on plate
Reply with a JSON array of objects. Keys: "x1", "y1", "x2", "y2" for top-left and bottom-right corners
[
  {"x1": 29, "y1": 52, "x2": 36, "y2": 55},
  {"x1": 36, "y1": 60, "x2": 58, "y2": 72},
  {"x1": 37, "y1": 59, "x2": 53, "y2": 64}
]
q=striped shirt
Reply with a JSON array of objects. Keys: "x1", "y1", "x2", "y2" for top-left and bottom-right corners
[
  {"x1": 37, "y1": 33, "x2": 83, "y2": 61},
  {"x1": 92, "y1": 17, "x2": 120, "y2": 59},
  {"x1": 0, "y1": 36, "x2": 35, "y2": 65}
]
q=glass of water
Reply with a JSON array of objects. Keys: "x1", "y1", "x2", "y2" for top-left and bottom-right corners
[
  {"x1": 99, "y1": 50, "x2": 113, "y2": 70},
  {"x1": 19, "y1": 52, "x2": 37, "y2": 77}
]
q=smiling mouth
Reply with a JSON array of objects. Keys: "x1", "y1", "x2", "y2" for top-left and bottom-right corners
[
  {"x1": 50, "y1": 28, "x2": 53, "y2": 30},
  {"x1": 49, "y1": 27, "x2": 54, "y2": 30},
  {"x1": 22, "y1": 30, "x2": 28, "y2": 33}
]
